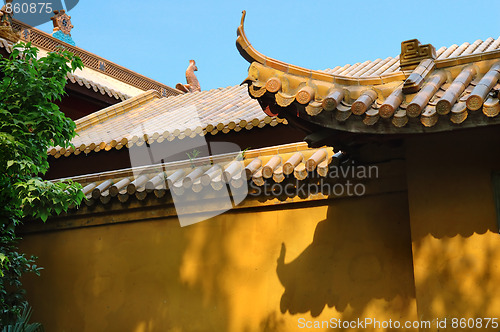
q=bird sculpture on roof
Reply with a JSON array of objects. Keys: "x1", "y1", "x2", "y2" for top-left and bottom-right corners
[{"x1": 176, "y1": 59, "x2": 201, "y2": 93}]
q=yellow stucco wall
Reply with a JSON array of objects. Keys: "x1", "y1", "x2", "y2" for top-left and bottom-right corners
[
  {"x1": 20, "y1": 192, "x2": 416, "y2": 331},
  {"x1": 406, "y1": 126, "x2": 500, "y2": 331}
]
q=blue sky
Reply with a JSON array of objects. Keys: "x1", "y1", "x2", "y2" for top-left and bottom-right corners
[{"x1": 32, "y1": 0, "x2": 500, "y2": 91}]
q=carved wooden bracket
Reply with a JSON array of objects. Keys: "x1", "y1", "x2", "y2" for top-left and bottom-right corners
[{"x1": 400, "y1": 39, "x2": 436, "y2": 70}]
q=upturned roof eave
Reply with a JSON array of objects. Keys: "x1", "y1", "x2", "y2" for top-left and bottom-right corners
[{"x1": 236, "y1": 11, "x2": 500, "y2": 137}]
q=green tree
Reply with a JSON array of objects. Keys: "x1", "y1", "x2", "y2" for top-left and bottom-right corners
[{"x1": 0, "y1": 42, "x2": 84, "y2": 325}]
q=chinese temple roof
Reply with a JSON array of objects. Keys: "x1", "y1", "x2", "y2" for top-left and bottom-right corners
[
  {"x1": 0, "y1": 36, "x2": 140, "y2": 100},
  {"x1": 49, "y1": 85, "x2": 287, "y2": 158},
  {"x1": 20, "y1": 142, "x2": 350, "y2": 231},
  {"x1": 236, "y1": 11, "x2": 500, "y2": 139},
  {"x1": 61, "y1": 142, "x2": 336, "y2": 205},
  {"x1": 0, "y1": 19, "x2": 182, "y2": 100}
]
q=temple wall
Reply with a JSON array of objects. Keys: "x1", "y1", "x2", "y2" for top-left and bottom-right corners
[
  {"x1": 405, "y1": 126, "x2": 500, "y2": 331},
  {"x1": 20, "y1": 125, "x2": 500, "y2": 331},
  {"x1": 20, "y1": 192, "x2": 416, "y2": 331}
]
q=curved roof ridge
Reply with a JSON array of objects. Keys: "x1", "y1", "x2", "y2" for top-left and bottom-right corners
[
  {"x1": 236, "y1": 10, "x2": 402, "y2": 86},
  {"x1": 237, "y1": 11, "x2": 500, "y2": 85}
]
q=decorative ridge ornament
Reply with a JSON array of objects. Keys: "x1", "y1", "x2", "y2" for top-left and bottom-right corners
[
  {"x1": 50, "y1": 9, "x2": 75, "y2": 46},
  {"x1": 400, "y1": 39, "x2": 436, "y2": 70},
  {"x1": 0, "y1": 0, "x2": 20, "y2": 42},
  {"x1": 176, "y1": 60, "x2": 201, "y2": 93},
  {"x1": 235, "y1": 11, "x2": 407, "y2": 86},
  {"x1": 0, "y1": 0, "x2": 13, "y2": 26}
]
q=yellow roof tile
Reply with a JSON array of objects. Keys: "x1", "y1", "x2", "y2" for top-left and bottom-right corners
[
  {"x1": 52, "y1": 85, "x2": 286, "y2": 157},
  {"x1": 55, "y1": 142, "x2": 338, "y2": 207}
]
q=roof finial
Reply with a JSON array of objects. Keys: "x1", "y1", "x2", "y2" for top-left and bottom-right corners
[
  {"x1": 0, "y1": 0, "x2": 20, "y2": 42},
  {"x1": 240, "y1": 10, "x2": 246, "y2": 26},
  {"x1": 400, "y1": 39, "x2": 436, "y2": 70},
  {"x1": 176, "y1": 60, "x2": 201, "y2": 93},
  {"x1": 51, "y1": 9, "x2": 75, "y2": 46}
]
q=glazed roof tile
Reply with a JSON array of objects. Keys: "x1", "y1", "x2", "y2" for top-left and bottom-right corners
[
  {"x1": 65, "y1": 68, "x2": 141, "y2": 100},
  {"x1": 50, "y1": 85, "x2": 287, "y2": 158},
  {"x1": 58, "y1": 142, "x2": 338, "y2": 206},
  {"x1": 246, "y1": 60, "x2": 500, "y2": 132},
  {"x1": 236, "y1": 12, "x2": 500, "y2": 133},
  {"x1": 320, "y1": 38, "x2": 500, "y2": 78},
  {"x1": 0, "y1": 36, "x2": 143, "y2": 100},
  {"x1": 2, "y1": 20, "x2": 182, "y2": 98}
]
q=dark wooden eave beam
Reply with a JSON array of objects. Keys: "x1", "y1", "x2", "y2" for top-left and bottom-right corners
[{"x1": 65, "y1": 81, "x2": 121, "y2": 106}]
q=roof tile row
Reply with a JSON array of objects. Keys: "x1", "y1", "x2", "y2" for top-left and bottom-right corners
[
  {"x1": 320, "y1": 37, "x2": 500, "y2": 78},
  {"x1": 65, "y1": 142, "x2": 338, "y2": 206},
  {"x1": 0, "y1": 36, "x2": 142, "y2": 100},
  {"x1": 67, "y1": 72, "x2": 130, "y2": 101},
  {"x1": 50, "y1": 85, "x2": 287, "y2": 157},
  {"x1": 247, "y1": 58, "x2": 500, "y2": 131}
]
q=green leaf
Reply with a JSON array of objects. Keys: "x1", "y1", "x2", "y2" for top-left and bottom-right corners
[{"x1": 0, "y1": 42, "x2": 83, "y2": 324}]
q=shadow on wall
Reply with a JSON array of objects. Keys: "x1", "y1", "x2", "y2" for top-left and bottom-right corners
[
  {"x1": 403, "y1": 126, "x2": 500, "y2": 322},
  {"x1": 275, "y1": 193, "x2": 416, "y2": 318},
  {"x1": 273, "y1": 125, "x2": 500, "y2": 323},
  {"x1": 405, "y1": 125, "x2": 500, "y2": 241}
]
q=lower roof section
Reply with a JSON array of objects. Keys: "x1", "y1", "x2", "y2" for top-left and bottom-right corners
[
  {"x1": 67, "y1": 142, "x2": 337, "y2": 204},
  {"x1": 23, "y1": 141, "x2": 408, "y2": 233}
]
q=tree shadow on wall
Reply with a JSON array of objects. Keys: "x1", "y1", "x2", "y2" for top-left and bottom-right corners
[{"x1": 276, "y1": 192, "x2": 416, "y2": 318}]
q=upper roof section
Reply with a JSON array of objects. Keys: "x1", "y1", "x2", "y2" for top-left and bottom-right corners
[
  {"x1": 237, "y1": 11, "x2": 500, "y2": 86},
  {"x1": 0, "y1": 35, "x2": 140, "y2": 101},
  {"x1": 236, "y1": 11, "x2": 500, "y2": 135},
  {"x1": 1, "y1": 19, "x2": 182, "y2": 99},
  {"x1": 49, "y1": 85, "x2": 287, "y2": 158}
]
